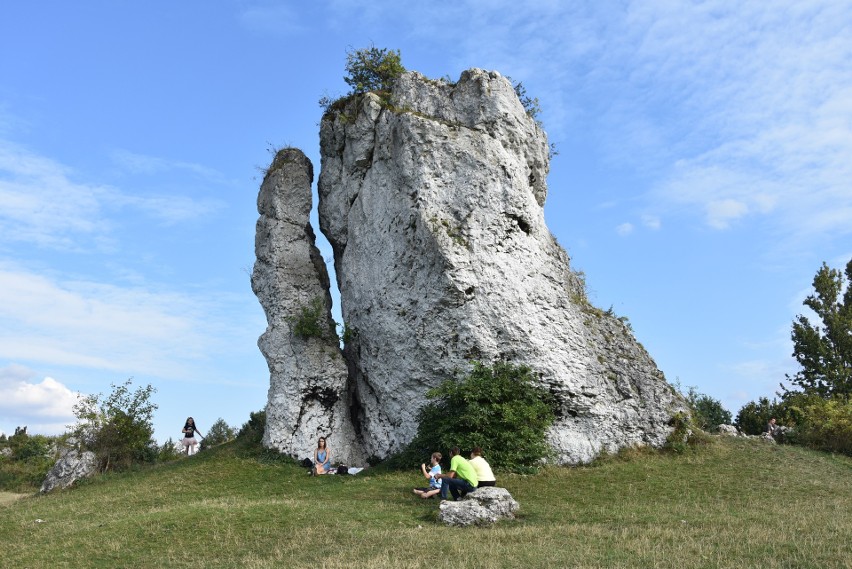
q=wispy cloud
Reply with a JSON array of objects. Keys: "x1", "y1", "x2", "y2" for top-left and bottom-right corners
[
  {"x1": 0, "y1": 141, "x2": 226, "y2": 249},
  {"x1": 616, "y1": 1, "x2": 852, "y2": 239},
  {"x1": 341, "y1": 1, "x2": 851, "y2": 247},
  {"x1": 109, "y1": 149, "x2": 229, "y2": 184},
  {"x1": 0, "y1": 264, "x2": 211, "y2": 378},
  {"x1": 238, "y1": 3, "x2": 306, "y2": 36},
  {"x1": 615, "y1": 222, "x2": 634, "y2": 236}
]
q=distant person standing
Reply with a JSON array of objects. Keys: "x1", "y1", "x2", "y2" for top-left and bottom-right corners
[
  {"x1": 182, "y1": 417, "x2": 204, "y2": 456},
  {"x1": 469, "y1": 447, "x2": 496, "y2": 487},
  {"x1": 435, "y1": 447, "x2": 478, "y2": 500}
]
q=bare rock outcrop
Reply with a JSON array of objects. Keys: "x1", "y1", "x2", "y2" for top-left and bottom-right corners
[
  {"x1": 40, "y1": 439, "x2": 96, "y2": 493},
  {"x1": 316, "y1": 69, "x2": 687, "y2": 463},
  {"x1": 252, "y1": 148, "x2": 364, "y2": 464}
]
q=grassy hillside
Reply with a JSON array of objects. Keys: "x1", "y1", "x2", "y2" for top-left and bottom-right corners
[{"x1": 1, "y1": 437, "x2": 849, "y2": 569}]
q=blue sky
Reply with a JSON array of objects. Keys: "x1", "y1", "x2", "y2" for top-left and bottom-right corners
[{"x1": 1, "y1": 1, "x2": 850, "y2": 443}]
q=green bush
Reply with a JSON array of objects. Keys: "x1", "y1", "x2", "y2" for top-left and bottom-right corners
[
  {"x1": 288, "y1": 297, "x2": 336, "y2": 341},
  {"x1": 157, "y1": 438, "x2": 183, "y2": 462},
  {"x1": 397, "y1": 361, "x2": 556, "y2": 472},
  {"x1": 686, "y1": 387, "x2": 732, "y2": 432},
  {"x1": 71, "y1": 379, "x2": 158, "y2": 472},
  {"x1": 790, "y1": 396, "x2": 852, "y2": 455},
  {"x1": 8, "y1": 427, "x2": 51, "y2": 461},
  {"x1": 343, "y1": 45, "x2": 405, "y2": 94},
  {"x1": 0, "y1": 427, "x2": 60, "y2": 492},
  {"x1": 238, "y1": 410, "x2": 266, "y2": 446},
  {"x1": 201, "y1": 418, "x2": 235, "y2": 451}
]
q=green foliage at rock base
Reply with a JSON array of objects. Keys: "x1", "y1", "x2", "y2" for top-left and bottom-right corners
[
  {"x1": 735, "y1": 396, "x2": 780, "y2": 436},
  {"x1": 685, "y1": 387, "x2": 732, "y2": 432},
  {"x1": 397, "y1": 361, "x2": 556, "y2": 473}
]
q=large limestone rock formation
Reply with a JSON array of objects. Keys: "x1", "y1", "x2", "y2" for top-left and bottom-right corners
[
  {"x1": 254, "y1": 68, "x2": 687, "y2": 465},
  {"x1": 252, "y1": 149, "x2": 364, "y2": 464},
  {"x1": 317, "y1": 69, "x2": 686, "y2": 463}
]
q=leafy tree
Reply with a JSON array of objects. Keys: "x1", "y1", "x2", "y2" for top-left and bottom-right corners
[
  {"x1": 237, "y1": 409, "x2": 266, "y2": 446},
  {"x1": 787, "y1": 258, "x2": 852, "y2": 398},
  {"x1": 343, "y1": 45, "x2": 405, "y2": 94},
  {"x1": 201, "y1": 418, "x2": 235, "y2": 450},
  {"x1": 71, "y1": 379, "x2": 158, "y2": 472},
  {"x1": 685, "y1": 387, "x2": 732, "y2": 432},
  {"x1": 735, "y1": 397, "x2": 780, "y2": 435},
  {"x1": 401, "y1": 361, "x2": 556, "y2": 472}
]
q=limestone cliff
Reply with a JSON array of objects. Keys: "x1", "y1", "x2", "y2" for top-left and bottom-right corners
[
  {"x1": 317, "y1": 69, "x2": 686, "y2": 463},
  {"x1": 255, "y1": 69, "x2": 687, "y2": 465},
  {"x1": 251, "y1": 148, "x2": 364, "y2": 464}
]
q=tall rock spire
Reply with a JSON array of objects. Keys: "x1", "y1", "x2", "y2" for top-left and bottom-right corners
[{"x1": 252, "y1": 148, "x2": 364, "y2": 464}]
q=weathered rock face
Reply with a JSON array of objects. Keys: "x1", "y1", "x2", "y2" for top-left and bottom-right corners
[
  {"x1": 438, "y1": 487, "x2": 520, "y2": 527},
  {"x1": 317, "y1": 69, "x2": 687, "y2": 463},
  {"x1": 252, "y1": 148, "x2": 364, "y2": 464},
  {"x1": 40, "y1": 440, "x2": 96, "y2": 493}
]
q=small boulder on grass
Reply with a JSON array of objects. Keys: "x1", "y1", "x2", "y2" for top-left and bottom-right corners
[
  {"x1": 40, "y1": 440, "x2": 97, "y2": 493},
  {"x1": 437, "y1": 487, "x2": 519, "y2": 527},
  {"x1": 717, "y1": 424, "x2": 740, "y2": 437}
]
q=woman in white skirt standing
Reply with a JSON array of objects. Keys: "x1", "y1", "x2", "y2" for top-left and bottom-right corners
[{"x1": 182, "y1": 417, "x2": 204, "y2": 456}]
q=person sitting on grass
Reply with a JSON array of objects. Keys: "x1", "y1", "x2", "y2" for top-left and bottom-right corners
[
  {"x1": 312, "y1": 436, "x2": 332, "y2": 475},
  {"x1": 413, "y1": 452, "x2": 442, "y2": 499},
  {"x1": 435, "y1": 447, "x2": 478, "y2": 501},
  {"x1": 469, "y1": 447, "x2": 496, "y2": 487}
]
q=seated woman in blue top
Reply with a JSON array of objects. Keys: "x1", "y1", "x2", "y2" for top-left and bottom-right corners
[{"x1": 312, "y1": 437, "x2": 332, "y2": 475}]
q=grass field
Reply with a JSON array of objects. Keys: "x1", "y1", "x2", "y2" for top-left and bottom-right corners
[{"x1": 1, "y1": 437, "x2": 849, "y2": 569}]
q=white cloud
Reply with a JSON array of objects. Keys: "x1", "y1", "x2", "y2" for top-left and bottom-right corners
[
  {"x1": 0, "y1": 364, "x2": 78, "y2": 434},
  {"x1": 615, "y1": 222, "x2": 634, "y2": 236}
]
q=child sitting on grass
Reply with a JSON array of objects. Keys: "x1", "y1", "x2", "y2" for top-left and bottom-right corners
[{"x1": 412, "y1": 452, "x2": 442, "y2": 499}]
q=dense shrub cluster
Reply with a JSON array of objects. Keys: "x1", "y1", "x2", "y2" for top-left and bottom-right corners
[
  {"x1": 397, "y1": 361, "x2": 556, "y2": 473},
  {"x1": 71, "y1": 379, "x2": 158, "y2": 472},
  {"x1": 0, "y1": 428, "x2": 56, "y2": 492},
  {"x1": 685, "y1": 387, "x2": 732, "y2": 432}
]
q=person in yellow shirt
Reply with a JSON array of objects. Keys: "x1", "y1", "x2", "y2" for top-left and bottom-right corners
[{"x1": 469, "y1": 447, "x2": 496, "y2": 487}]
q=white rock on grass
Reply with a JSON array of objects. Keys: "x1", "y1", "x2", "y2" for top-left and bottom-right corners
[{"x1": 438, "y1": 487, "x2": 520, "y2": 527}]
